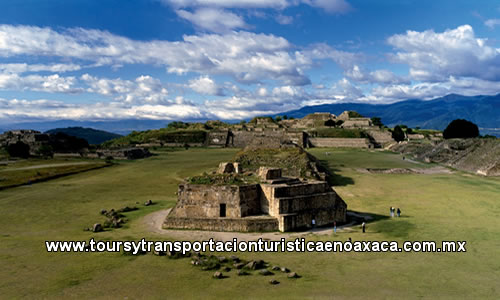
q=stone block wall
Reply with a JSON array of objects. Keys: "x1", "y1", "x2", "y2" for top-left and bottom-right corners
[
  {"x1": 163, "y1": 216, "x2": 279, "y2": 232},
  {"x1": 308, "y1": 138, "x2": 370, "y2": 148},
  {"x1": 342, "y1": 119, "x2": 372, "y2": 128},
  {"x1": 260, "y1": 180, "x2": 347, "y2": 231},
  {"x1": 207, "y1": 131, "x2": 229, "y2": 146},
  {"x1": 272, "y1": 181, "x2": 330, "y2": 198},
  {"x1": 172, "y1": 184, "x2": 261, "y2": 219},
  {"x1": 230, "y1": 130, "x2": 306, "y2": 148},
  {"x1": 366, "y1": 129, "x2": 394, "y2": 147}
]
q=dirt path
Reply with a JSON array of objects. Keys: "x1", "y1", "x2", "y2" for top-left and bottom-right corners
[
  {"x1": 0, "y1": 162, "x2": 92, "y2": 172},
  {"x1": 140, "y1": 209, "x2": 361, "y2": 242}
]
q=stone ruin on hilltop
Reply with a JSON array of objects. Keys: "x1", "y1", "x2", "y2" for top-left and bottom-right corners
[{"x1": 164, "y1": 161, "x2": 347, "y2": 233}]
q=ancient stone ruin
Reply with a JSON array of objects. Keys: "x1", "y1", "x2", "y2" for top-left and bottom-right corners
[{"x1": 164, "y1": 162, "x2": 347, "y2": 232}]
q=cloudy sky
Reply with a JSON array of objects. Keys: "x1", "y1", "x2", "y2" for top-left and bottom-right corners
[{"x1": 1, "y1": 0, "x2": 500, "y2": 123}]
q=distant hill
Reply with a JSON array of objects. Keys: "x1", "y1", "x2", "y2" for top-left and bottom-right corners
[
  {"x1": 1, "y1": 119, "x2": 174, "y2": 135},
  {"x1": 45, "y1": 127, "x2": 122, "y2": 145},
  {"x1": 277, "y1": 94, "x2": 500, "y2": 136}
]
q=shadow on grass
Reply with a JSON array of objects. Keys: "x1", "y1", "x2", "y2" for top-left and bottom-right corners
[
  {"x1": 347, "y1": 210, "x2": 415, "y2": 238},
  {"x1": 347, "y1": 210, "x2": 389, "y2": 224},
  {"x1": 317, "y1": 159, "x2": 354, "y2": 186}
]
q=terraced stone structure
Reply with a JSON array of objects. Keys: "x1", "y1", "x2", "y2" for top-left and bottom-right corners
[{"x1": 164, "y1": 163, "x2": 347, "y2": 232}]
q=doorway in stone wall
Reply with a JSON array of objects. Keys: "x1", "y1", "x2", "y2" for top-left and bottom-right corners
[{"x1": 220, "y1": 203, "x2": 226, "y2": 217}]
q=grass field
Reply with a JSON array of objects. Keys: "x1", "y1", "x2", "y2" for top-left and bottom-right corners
[
  {"x1": 0, "y1": 147, "x2": 499, "y2": 299},
  {"x1": 0, "y1": 158, "x2": 110, "y2": 189}
]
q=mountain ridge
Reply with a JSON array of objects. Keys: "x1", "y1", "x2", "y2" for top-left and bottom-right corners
[
  {"x1": 45, "y1": 127, "x2": 122, "y2": 145},
  {"x1": 276, "y1": 94, "x2": 500, "y2": 136}
]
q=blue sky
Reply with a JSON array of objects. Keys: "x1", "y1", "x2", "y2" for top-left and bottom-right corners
[{"x1": 0, "y1": 0, "x2": 499, "y2": 123}]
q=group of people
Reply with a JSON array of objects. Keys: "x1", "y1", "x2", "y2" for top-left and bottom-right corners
[{"x1": 390, "y1": 206, "x2": 401, "y2": 218}]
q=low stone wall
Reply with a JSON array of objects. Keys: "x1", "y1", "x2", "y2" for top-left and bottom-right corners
[
  {"x1": 163, "y1": 216, "x2": 279, "y2": 232},
  {"x1": 309, "y1": 138, "x2": 370, "y2": 148}
]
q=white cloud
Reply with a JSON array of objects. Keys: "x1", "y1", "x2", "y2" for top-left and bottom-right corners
[
  {"x1": 204, "y1": 84, "x2": 308, "y2": 119},
  {"x1": 370, "y1": 76, "x2": 500, "y2": 101},
  {"x1": 81, "y1": 74, "x2": 169, "y2": 103},
  {"x1": 303, "y1": 43, "x2": 361, "y2": 70},
  {"x1": 345, "y1": 65, "x2": 410, "y2": 85},
  {"x1": 0, "y1": 97, "x2": 204, "y2": 121},
  {"x1": 0, "y1": 25, "x2": 318, "y2": 86},
  {"x1": 188, "y1": 75, "x2": 224, "y2": 96},
  {"x1": 301, "y1": 0, "x2": 352, "y2": 14},
  {"x1": 164, "y1": 0, "x2": 351, "y2": 13},
  {"x1": 388, "y1": 25, "x2": 500, "y2": 82},
  {"x1": 0, "y1": 63, "x2": 81, "y2": 73},
  {"x1": 256, "y1": 87, "x2": 268, "y2": 97},
  {"x1": 164, "y1": 0, "x2": 288, "y2": 9},
  {"x1": 176, "y1": 8, "x2": 247, "y2": 33},
  {"x1": 272, "y1": 85, "x2": 299, "y2": 97},
  {"x1": 81, "y1": 74, "x2": 133, "y2": 96},
  {"x1": 276, "y1": 14, "x2": 293, "y2": 25},
  {"x1": 0, "y1": 73, "x2": 80, "y2": 93},
  {"x1": 163, "y1": 0, "x2": 352, "y2": 33},
  {"x1": 485, "y1": 19, "x2": 500, "y2": 29}
]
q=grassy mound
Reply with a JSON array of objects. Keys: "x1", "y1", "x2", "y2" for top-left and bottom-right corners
[
  {"x1": 103, "y1": 129, "x2": 207, "y2": 148},
  {"x1": 234, "y1": 147, "x2": 328, "y2": 179}
]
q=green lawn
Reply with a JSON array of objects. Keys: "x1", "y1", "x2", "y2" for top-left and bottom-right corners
[
  {"x1": 0, "y1": 158, "x2": 110, "y2": 189},
  {"x1": 0, "y1": 147, "x2": 499, "y2": 299}
]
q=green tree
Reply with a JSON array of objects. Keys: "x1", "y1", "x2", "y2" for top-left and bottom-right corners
[
  {"x1": 36, "y1": 145, "x2": 54, "y2": 158},
  {"x1": 7, "y1": 141, "x2": 30, "y2": 158},
  {"x1": 167, "y1": 121, "x2": 189, "y2": 130},
  {"x1": 324, "y1": 119, "x2": 336, "y2": 128},
  {"x1": 371, "y1": 117, "x2": 383, "y2": 127},
  {"x1": 348, "y1": 111, "x2": 363, "y2": 118},
  {"x1": 443, "y1": 119, "x2": 479, "y2": 139},
  {"x1": 392, "y1": 125, "x2": 405, "y2": 142},
  {"x1": 275, "y1": 116, "x2": 282, "y2": 122}
]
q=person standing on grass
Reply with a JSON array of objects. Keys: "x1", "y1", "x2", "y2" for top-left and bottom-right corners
[
  {"x1": 397, "y1": 208, "x2": 401, "y2": 217},
  {"x1": 334, "y1": 221, "x2": 337, "y2": 234},
  {"x1": 312, "y1": 218, "x2": 316, "y2": 228},
  {"x1": 362, "y1": 222, "x2": 366, "y2": 233},
  {"x1": 390, "y1": 207, "x2": 394, "y2": 217}
]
